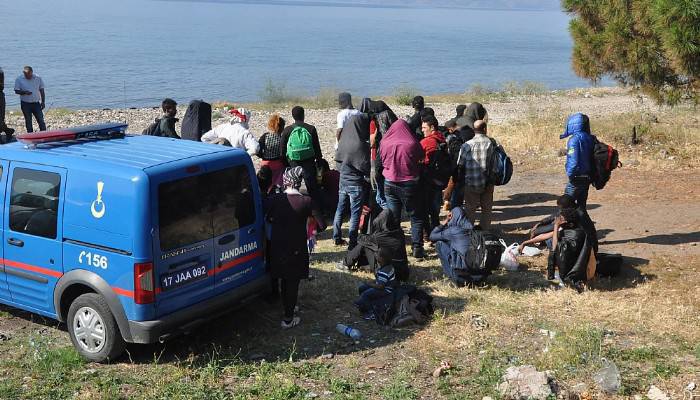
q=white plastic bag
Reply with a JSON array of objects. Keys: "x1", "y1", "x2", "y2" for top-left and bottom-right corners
[
  {"x1": 520, "y1": 246, "x2": 542, "y2": 257},
  {"x1": 499, "y1": 240, "x2": 520, "y2": 271}
]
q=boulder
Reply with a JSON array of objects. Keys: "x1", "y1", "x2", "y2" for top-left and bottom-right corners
[{"x1": 497, "y1": 365, "x2": 557, "y2": 400}]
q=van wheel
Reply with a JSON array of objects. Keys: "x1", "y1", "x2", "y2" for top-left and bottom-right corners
[{"x1": 67, "y1": 293, "x2": 125, "y2": 363}]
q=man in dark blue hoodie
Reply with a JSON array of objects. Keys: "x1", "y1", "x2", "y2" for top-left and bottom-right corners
[
  {"x1": 561, "y1": 113, "x2": 595, "y2": 210},
  {"x1": 429, "y1": 207, "x2": 474, "y2": 286}
]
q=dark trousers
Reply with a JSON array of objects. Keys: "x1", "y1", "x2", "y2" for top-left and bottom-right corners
[
  {"x1": 384, "y1": 180, "x2": 424, "y2": 249},
  {"x1": 20, "y1": 101, "x2": 46, "y2": 132},
  {"x1": 424, "y1": 183, "x2": 443, "y2": 234},
  {"x1": 281, "y1": 278, "x2": 300, "y2": 320},
  {"x1": 565, "y1": 176, "x2": 590, "y2": 211},
  {"x1": 290, "y1": 159, "x2": 320, "y2": 204},
  {"x1": 0, "y1": 91, "x2": 7, "y2": 131}
]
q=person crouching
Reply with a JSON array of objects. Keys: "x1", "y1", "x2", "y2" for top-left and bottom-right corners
[{"x1": 354, "y1": 247, "x2": 398, "y2": 321}]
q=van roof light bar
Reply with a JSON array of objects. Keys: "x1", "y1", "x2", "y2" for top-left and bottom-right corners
[{"x1": 17, "y1": 123, "x2": 128, "y2": 147}]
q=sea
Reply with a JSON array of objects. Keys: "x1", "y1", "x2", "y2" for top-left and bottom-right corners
[{"x1": 1, "y1": 0, "x2": 593, "y2": 109}]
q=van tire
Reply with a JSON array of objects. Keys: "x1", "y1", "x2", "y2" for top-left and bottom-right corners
[{"x1": 67, "y1": 293, "x2": 126, "y2": 363}]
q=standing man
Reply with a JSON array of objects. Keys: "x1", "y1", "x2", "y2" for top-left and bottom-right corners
[
  {"x1": 281, "y1": 106, "x2": 323, "y2": 203},
  {"x1": 560, "y1": 113, "x2": 595, "y2": 210},
  {"x1": 0, "y1": 67, "x2": 15, "y2": 139},
  {"x1": 456, "y1": 120, "x2": 494, "y2": 229},
  {"x1": 14, "y1": 66, "x2": 46, "y2": 132}
]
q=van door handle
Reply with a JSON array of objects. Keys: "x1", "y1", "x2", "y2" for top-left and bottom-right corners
[
  {"x1": 218, "y1": 234, "x2": 236, "y2": 245},
  {"x1": 7, "y1": 238, "x2": 24, "y2": 247}
]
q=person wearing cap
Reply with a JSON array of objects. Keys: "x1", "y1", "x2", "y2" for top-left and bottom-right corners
[
  {"x1": 0, "y1": 67, "x2": 15, "y2": 140},
  {"x1": 456, "y1": 119, "x2": 495, "y2": 228},
  {"x1": 264, "y1": 166, "x2": 326, "y2": 329},
  {"x1": 560, "y1": 113, "x2": 595, "y2": 210},
  {"x1": 14, "y1": 66, "x2": 46, "y2": 132},
  {"x1": 335, "y1": 92, "x2": 361, "y2": 151},
  {"x1": 201, "y1": 107, "x2": 259, "y2": 155}
]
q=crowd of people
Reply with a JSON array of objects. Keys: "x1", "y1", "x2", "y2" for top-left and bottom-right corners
[{"x1": 1, "y1": 75, "x2": 604, "y2": 328}]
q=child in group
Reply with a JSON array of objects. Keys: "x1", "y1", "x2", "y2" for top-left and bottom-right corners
[{"x1": 354, "y1": 247, "x2": 397, "y2": 320}]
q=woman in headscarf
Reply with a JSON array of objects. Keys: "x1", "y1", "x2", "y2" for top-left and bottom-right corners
[
  {"x1": 201, "y1": 107, "x2": 259, "y2": 155},
  {"x1": 429, "y1": 207, "x2": 474, "y2": 286},
  {"x1": 264, "y1": 167, "x2": 326, "y2": 329},
  {"x1": 360, "y1": 98, "x2": 398, "y2": 209},
  {"x1": 257, "y1": 114, "x2": 286, "y2": 190},
  {"x1": 332, "y1": 113, "x2": 371, "y2": 250},
  {"x1": 340, "y1": 208, "x2": 410, "y2": 281}
]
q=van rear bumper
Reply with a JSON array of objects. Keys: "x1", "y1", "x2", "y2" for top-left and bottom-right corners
[{"x1": 126, "y1": 274, "x2": 270, "y2": 344}]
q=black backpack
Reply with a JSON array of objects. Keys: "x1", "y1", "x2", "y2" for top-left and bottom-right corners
[
  {"x1": 142, "y1": 118, "x2": 162, "y2": 136},
  {"x1": 425, "y1": 141, "x2": 453, "y2": 189},
  {"x1": 446, "y1": 133, "x2": 465, "y2": 170},
  {"x1": 465, "y1": 230, "x2": 505, "y2": 279},
  {"x1": 487, "y1": 138, "x2": 513, "y2": 186},
  {"x1": 591, "y1": 137, "x2": 621, "y2": 190}
]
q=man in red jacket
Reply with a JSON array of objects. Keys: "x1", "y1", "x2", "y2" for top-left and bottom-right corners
[{"x1": 420, "y1": 115, "x2": 447, "y2": 234}]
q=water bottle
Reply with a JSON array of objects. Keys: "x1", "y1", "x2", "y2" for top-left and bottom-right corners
[{"x1": 336, "y1": 324, "x2": 361, "y2": 340}]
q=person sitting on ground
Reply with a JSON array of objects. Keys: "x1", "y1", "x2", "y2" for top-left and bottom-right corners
[
  {"x1": 353, "y1": 247, "x2": 398, "y2": 320},
  {"x1": 201, "y1": 108, "x2": 259, "y2": 154},
  {"x1": 258, "y1": 114, "x2": 286, "y2": 188},
  {"x1": 380, "y1": 119, "x2": 426, "y2": 259},
  {"x1": 519, "y1": 194, "x2": 598, "y2": 254},
  {"x1": 406, "y1": 95, "x2": 425, "y2": 139},
  {"x1": 158, "y1": 98, "x2": 179, "y2": 138},
  {"x1": 429, "y1": 207, "x2": 474, "y2": 286},
  {"x1": 336, "y1": 92, "x2": 361, "y2": 150},
  {"x1": 560, "y1": 113, "x2": 596, "y2": 210},
  {"x1": 333, "y1": 113, "x2": 371, "y2": 250},
  {"x1": 547, "y1": 201, "x2": 596, "y2": 292},
  {"x1": 264, "y1": 167, "x2": 326, "y2": 329},
  {"x1": 281, "y1": 106, "x2": 323, "y2": 202},
  {"x1": 456, "y1": 120, "x2": 495, "y2": 229},
  {"x1": 339, "y1": 208, "x2": 410, "y2": 281}
]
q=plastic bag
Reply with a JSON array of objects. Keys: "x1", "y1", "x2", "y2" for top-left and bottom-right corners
[
  {"x1": 521, "y1": 246, "x2": 542, "y2": 257},
  {"x1": 499, "y1": 240, "x2": 519, "y2": 271}
]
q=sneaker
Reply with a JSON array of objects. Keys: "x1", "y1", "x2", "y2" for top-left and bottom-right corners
[
  {"x1": 281, "y1": 316, "x2": 301, "y2": 329},
  {"x1": 335, "y1": 261, "x2": 350, "y2": 272},
  {"x1": 412, "y1": 247, "x2": 426, "y2": 259},
  {"x1": 334, "y1": 239, "x2": 347, "y2": 247}
]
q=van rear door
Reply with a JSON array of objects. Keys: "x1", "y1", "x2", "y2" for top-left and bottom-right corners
[
  {"x1": 152, "y1": 168, "x2": 216, "y2": 317},
  {"x1": 206, "y1": 163, "x2": 265, "y2": 294}
]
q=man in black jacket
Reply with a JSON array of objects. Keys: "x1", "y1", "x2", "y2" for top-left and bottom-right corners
[
  {"x1": 281, "y1": 106, "x2": 323, "y2": 202},
  {"x1": 406, "y1": 96, "x2": 425, "y2": 140},
  {"x1": 0, "y1": 67, "x2": 15, "y2": 141}
]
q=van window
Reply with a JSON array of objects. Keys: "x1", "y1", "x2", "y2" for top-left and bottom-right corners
[
  {"x1": 158, "y1": 166, "x2": 255, "y2": 251},
  {"x1": 9, "y1": 168, "x2": 61, "y2": 239}
]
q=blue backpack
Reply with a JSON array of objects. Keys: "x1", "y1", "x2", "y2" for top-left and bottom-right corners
[{"x1": 487, "y1": 138, "x2": 513, "y2": 186}]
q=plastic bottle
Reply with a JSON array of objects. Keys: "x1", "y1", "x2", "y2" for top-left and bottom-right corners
[{"x1": 336, "y1": 324, "x2": 361, "y2": 340}]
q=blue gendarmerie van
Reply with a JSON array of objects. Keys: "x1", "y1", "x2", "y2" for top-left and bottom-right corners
[{"x1": 0, "y1": 123, "x2": 268, "y2": 362}]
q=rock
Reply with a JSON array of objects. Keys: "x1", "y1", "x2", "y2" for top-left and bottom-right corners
[
  {"x1": 470, "y1": 314, "x2": 489, "y2": 330},
  {"x1": 647, "y1": 385, "x2": 670, "y2": 400},
  {"x1": 432, "y1": 360, "x2": 452, "y2": 378},
  {"x1": 497, "y1": 365, "x2": 556, "y2": 400},
  {"x1": 0, "y1": 332, "x2": 11, "y2": 341},
  {"x1": 305, "y1": 391, "x2": 318, "y2": 399},
  {"x1": 592, "y1": 359, "x2": 620, "y2": 394},
  {"x1": 686, "y1": 382, "x2": 696, "y2": 392},
  {"x1": 318, "y1": 353, "x2": 334, "y2": 360},
  {"x1": 539, "y1": 329, "x2": 556, "y2": 339}
]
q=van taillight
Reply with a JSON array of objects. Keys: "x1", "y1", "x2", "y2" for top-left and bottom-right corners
[{"x1": 134, "y1": 262, "x2": 155, "y2": 304}]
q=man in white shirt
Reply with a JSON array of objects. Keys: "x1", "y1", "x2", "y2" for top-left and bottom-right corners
[
  {"x1": 335, "y1": 92, "x2": 360, "y2": 150},
  {"x1": 14, "y1": 66, "x2": 46, "y2": 132},
  {"x1": 201, "y1": 107, "x2": 259, "y2": 156},
  {"x1": 0, "y1": 67, "x2": 15, "y2": 138}
]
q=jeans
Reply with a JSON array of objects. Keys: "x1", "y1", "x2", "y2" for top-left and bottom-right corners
[
  {"x1": 435, "y1": 241, "x2": 465, "y2": 286},
  {"x1": 375, "y1": 173, "x2": 387, "y2": 209},
  {"x1": 424, "y1": 183, "x2": 443, "y2": 233},
  {"x1": 333, "y1": 183, "x2": 366, "y2": 248},
  {"x1": 565, "y1": 176, "x2": 590, "y2": 210},
  {"x1": 384, "y1": 180, "x2": 424, "y2": 249},
  {"x1": 20, "y1": 101, "x2": 46, "y2": 132}
]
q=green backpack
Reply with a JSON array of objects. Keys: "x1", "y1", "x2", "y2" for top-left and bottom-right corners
[{"x1": 287, "y1": 126, "x2": 315, "y2": 161}]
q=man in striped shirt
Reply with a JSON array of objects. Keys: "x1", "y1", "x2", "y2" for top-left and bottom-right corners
[
  {"x1": 457, "y1": 120, "x2": 495, "y2": 228},
  {"x1": 354, "y1": 248, "x2": 397, "y2": 319}
]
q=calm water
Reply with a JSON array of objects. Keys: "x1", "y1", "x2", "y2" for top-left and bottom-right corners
[{"x1": 2, "y1": 0, "x2": 590, "y2": 109}]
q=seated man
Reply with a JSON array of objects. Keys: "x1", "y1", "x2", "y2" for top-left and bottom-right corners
[{"x1": 429, "y1": 207, "x2": 475, "y2": 286}]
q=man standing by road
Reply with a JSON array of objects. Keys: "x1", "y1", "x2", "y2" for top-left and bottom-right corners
[
  {"x1": 14, "y1": 66, "x2": 46, "y2": 132},
  {"x1": 0, "y1": 67, "x2": 15, "y2": 139}
]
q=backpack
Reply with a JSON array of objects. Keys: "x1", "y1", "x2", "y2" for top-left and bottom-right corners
[
  {"x1": 596, "y1": 253, "x2": 623, "y2": 277},
  {"x1": 487, "y1": 138, "x2": 513, "y2": 186},
  {"x1": 425, "y1": 141, "x2": 453, "y2": 189},
  {"x1": 591, "y1": 137, "x2": 621, "y2": 190},
  {"x1": 142, "y1": 118, "x2": 162, "y2": 136},
  {"x1": 464, "y1": 230, "x2": 505, "y2": 279},
  {"x1": 286, "y1": 126, "x2": 315, "y2": 161},
  {"x1": 446, "y1": 134, "x2": 465, "y2": 170}
]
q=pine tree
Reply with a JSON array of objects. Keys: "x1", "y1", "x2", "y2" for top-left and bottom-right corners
[{"x1": 563, "y1": 0, "x2": 700, "y2": 105}]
